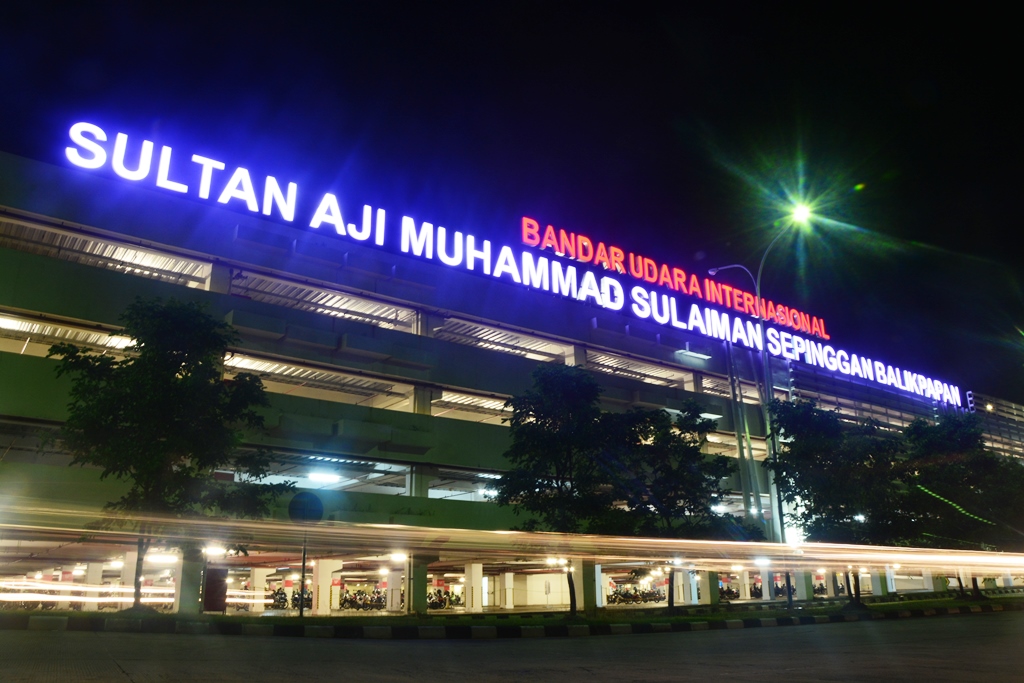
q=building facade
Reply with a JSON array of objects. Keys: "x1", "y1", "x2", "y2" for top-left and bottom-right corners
[{"x1": 1, "y1": 123, "x2": 1021, "y2": 612}]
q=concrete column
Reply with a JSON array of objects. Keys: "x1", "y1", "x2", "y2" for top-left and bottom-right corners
[
  {"x1": 885, "y1": 566, "x2": 898, "y2": 593},
  {"x1": 409, "y1": 556, "x2": 431, "y2": 615},
  {"x1": 794, "y1": 571, "x2": 814, "y2": 601},
  {"x1": 765, "y1": 469, "x2": 785, "y2": 543},
  {"x1": 412, "y1": 386, "x2": 440, "y2": 416},
  {"x1": 959, "y1": 569, "x2": 973, "y2": 593},
  {"x1": 405, "y1": 465, "x2": 437, "y2": 498},
  {"x1": 581, "y1": 561, "x2": 599, "y2": 616},
  {"x1": 120, "y1": 551, "x2": 138, "y2": 609},
  {"x1": 868, "y1": 570, "x2": 889, "y2": 598},
  {"x1": 762, "y1": 572, "x2": 775, "y2": 601},
  {"x1": 570, "y1": 566, "x2": 584, "y2": 612},
  {"x1": 825, "y1": 572, "x2": 838, "y2": 598},
  {"x1": 176, "y1": 547, "x2": 203, "y2": 615},
  {"x1": 673, "y1": 570, "x2": 687, "y2": 606},
  {"x1": 464, "y1": 563, "x2": 483, "y2": 613},
  {"x1": 312, "y1": 560, "x2": 344, "y2": 615},
  {"x1": 1000, "y1": 573, "x2": 1015, "y2": 588},
  {"x1": 208, "y1": 262, "x2": 232, "y2": 294},
  {"x1": 739, "y1": 571, "x2": 751, "y2": 600},
  {"x1": 82, "y1": 563, "x2": 104, "y2": 612},
  {"x1": 285, "y1": 575, "x2": 295, "y2": 606},
  {"x1": 171, "y1": 555, "x2": 184, "y2": 612},
  {"x1": 698, "y1": 572, "x2": 719, "y2": 605},
  {"x1": 282, "y1": 573, "x2": 294, "y2": 606},
  {"x1": 566, "y1": 345, "x2": 587, "y2": 366},
  {"x1": 684, "y1": 572, "x2": 698, "y2": 604},
  {"x1": 386, "y1": 568, "x2": 403, "y2": 612},
  {"x1": 498, "y1": 572, "x2": 515, "y2": 609},
  {"x1": 250, "y1": 568, "x2": 273, "y2": 613},
  {"x1": 413, "y1": 312, "x2": 444, "y2": 337},
  {"x1": 55, "y1": 568, "x2": 71, "y2": 610},
  {"x1": 921, "y1": 570, "x2": 935, "y2": 592}
]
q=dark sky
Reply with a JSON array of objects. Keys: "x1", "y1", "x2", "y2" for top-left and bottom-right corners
[{"x1": 2, "y1": 2, "x2": 1021, "y2": 401}]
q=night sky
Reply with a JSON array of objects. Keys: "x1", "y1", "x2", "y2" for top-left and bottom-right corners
[{"x1": 2, "y1": 3, "x2": 1021, "y2": 401}]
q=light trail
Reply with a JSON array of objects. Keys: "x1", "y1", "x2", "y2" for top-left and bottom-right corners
[{"x1": 2, "y1": 497, "x2": 1023, "y2": 576}]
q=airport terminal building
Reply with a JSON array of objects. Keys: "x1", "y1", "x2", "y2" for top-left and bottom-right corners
[{"x1": 1, "y1": 121, "x2": 1022, "y2": 613}]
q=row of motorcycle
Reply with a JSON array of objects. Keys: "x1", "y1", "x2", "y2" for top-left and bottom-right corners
[
  {"x1": 265, "y1": 587, "x2": 469, "y2": 611},
  {"x1": 266, "y1": 587, "x2": 405, "y2": 611},
  {"x1": 268, "y1": 587, "x2": 313, "y2": 610},
  {"x1": 606, "y1": 588, "x2": 667, "y2": 604}
]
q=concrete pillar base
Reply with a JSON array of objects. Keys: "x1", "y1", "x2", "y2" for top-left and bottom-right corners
[
  {"x1": 464, "y1": 563, "x2": 484, "y2": 613},
  {"x1": 312, "y1": 560, "x2": 343, "y2": 615},
  {"x1": 82, "y1": 563, "x2": 104, "y2": 612},
  {"x1": 794, "y1": 571, "x2": 814, "y2": 601},
  {"x1": 176, "y1": 547, "x2": 204, "y2": 615},
  {"x1": 250, "y1": 568, "x2": 273, "y2": 613}
]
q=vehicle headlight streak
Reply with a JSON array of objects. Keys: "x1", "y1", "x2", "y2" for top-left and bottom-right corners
[{"x1": 2, "y1": 497, "x2": 1023, "y2": 579}]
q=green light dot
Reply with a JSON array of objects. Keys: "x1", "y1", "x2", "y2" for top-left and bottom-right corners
[{"x1": 853, "y1": 183, "x2": 865, "y2": 192}]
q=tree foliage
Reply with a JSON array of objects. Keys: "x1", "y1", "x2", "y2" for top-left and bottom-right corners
[
  {"x1": 496, "y1": 364, "x2": 758, "y2": 540},
  {"x1": 903, "y1": 415, "x2": 1024, "y2": 550},
  {"x1": 766, "y1": 399, "x2": 906, "y2": 545},
  {"x1": 495, "y1": 364, "x2": 611, "y2": 533},
  {"x1": 601, "y1": 407, "x2": 737, "y2": 538},
  {"x1": 767, "y1": 399, "x2": 1024, "y2": 551},
  {"x1": 49, "y1": 298, "x2": 292, "y2": 606}
]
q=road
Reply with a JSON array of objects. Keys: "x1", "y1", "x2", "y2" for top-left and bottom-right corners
[{"x1": 1, "y1": 612, "x2": 1021, "y2": 682}]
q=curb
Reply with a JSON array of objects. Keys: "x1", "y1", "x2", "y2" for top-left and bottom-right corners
[{"x1": 0, "y1": 602, "x2": 1015, "y2": 640}]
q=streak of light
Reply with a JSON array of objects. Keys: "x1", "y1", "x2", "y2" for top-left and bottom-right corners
[{"x1": 2, "y1": 498, "x2": 1023, "y2": 576}]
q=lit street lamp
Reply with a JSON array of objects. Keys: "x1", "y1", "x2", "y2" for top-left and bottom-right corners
[{"x1": 708, "y1": 203, "x2": 813, "y2": 608}]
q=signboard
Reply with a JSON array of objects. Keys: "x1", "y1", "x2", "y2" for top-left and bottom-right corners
[
  {"x1": 203, "y1": 567, "x2": 228, "y2": 612},
  {"x1": 288, "y1": 492, "x2": 324, "y2": 523},
  {"x1": 63, "y1": 121, "x2": 962, "y2": 406}
]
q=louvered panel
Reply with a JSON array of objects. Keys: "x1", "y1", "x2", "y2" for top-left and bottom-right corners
[
  {"x1": 0, "y1": 220, "x2": 210, "y2": 287},
  {"x1": 0, "y1": 313, "x2": 132, "y2": 350},
  {"x1": 432, "y1": 391, "x2": 510, "y2": 417},
  {"x1": 230, "y1": 272, "x2": 416, "y2": 332},
  {"x1": 224, "y1": 355, "x2": 402, "y2": 398},
  {"x1": 586, "y1": 350, "x2": 690, "y2": 387},
  {"x1": 433, "y1": 318, "x2": 572, "y2": 361}
]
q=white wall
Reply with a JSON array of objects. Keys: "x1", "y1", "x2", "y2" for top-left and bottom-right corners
[{"x1": 513, "y1": 573, "x2": 573, "y2": 606}]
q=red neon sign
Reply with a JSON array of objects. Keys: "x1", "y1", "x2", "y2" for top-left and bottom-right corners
[{"x1": 521, "y1": 216, "x2": 829, "y2": 340}]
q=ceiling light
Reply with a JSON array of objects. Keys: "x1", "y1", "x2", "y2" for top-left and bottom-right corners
[{"x1": 145, "y1": 553, "x2": 178, "y2": 564}]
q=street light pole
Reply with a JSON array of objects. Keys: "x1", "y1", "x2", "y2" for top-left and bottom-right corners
[
  {"x1": 709, "y1": 205, "x2": 812, "y2": 611},
  {"x1": 708, "y1": 258, "x2": 786, "y2": 544}
]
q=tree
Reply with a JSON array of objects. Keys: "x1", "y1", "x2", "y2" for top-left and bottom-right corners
[
  {"x1": 496, "y1": 365, "x2": 750, "y2": 539},
  {"x1": 495, "y1": 364, "x2": 612, "y2": 534},
  {"x1": 49, "y1": 298, "x2": 292, "y2": 609},
  {"x1": 903, "y1": 414, "x2": 1024, "y2": 553},
  {"x1": 768, "y1": 401, "x2": 1024, "y2": 554},
  {"x1": 601, "y1": 403, "x2": 752, "y2": 540},
  {"x1": 766, "y1": 399, "x2": 907, "y2": 546}
]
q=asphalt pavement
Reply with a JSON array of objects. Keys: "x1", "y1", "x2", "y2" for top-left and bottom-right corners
[{"x1": 1, "y1": 610, "x2": 1021, "y2": 682}]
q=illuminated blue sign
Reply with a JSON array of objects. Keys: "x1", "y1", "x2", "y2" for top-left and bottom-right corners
[{"x1": 64, "y1": 121, "x2": 962, "y2": 406}]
